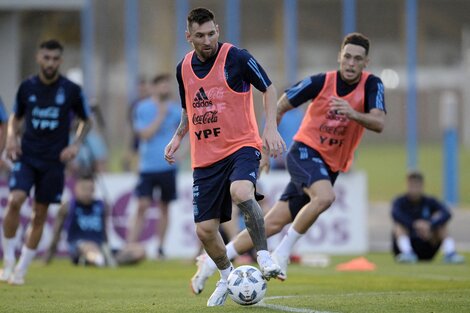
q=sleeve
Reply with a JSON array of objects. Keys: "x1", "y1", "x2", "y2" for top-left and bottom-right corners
[
  {"x1": 86, "y1": 130, "x2": 108, "y2": 161},
  {"x1": 365, "y1": 75, "x2": 386, "y2": 113},
  {"x1": 13, "y1": 83, "x2": 27, "y2": 119},
  {"x1": 71, "y1": 85, "x2": 91, "y2": 120},
  {"x1": 285, "y1": 73, "x2": 326, "y2": 108},
  {"x1": 429, "y1": 198, "x2": 451, "y2": 229},
  {"x1": 391, "y1": 198, "x2": 414, "y2": 230},
  {"x1": 0, "y1": 97, "x2": 8, "y2": 124},
  {"x1": 237, "y1": 49, "x2": 272, "y2": 92},
  {"x1": 176, "y1": 61, "x2": 186, "y2": 109}
]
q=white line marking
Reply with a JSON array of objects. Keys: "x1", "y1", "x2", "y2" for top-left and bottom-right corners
[{"x1": 257, "y1": 296, "x2": 336, "y2": 313}]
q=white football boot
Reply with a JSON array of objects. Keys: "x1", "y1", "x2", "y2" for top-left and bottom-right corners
[
  {"x1": 0, "y1": 261, "x2": 15, "y2": 283},
  {"x1": 257, "y1": 253, "x2": 282, "y2": 280},
  {"x1": 271, "y1": 252, "x2": 288, "y2": 281},
  {"x1": 190, "y1": 254, "x2": 216, "y2": 295},
  {"x1": 8, "y1": 268, "x2": 25, "y2": 286},
  {"x1": 206, "y1": 279, "x2": 228, "y2": 307}
]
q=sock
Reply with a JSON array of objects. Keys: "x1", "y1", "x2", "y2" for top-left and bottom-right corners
[
  {"x1": 397, "y1": 235, "x2": 413, "y2": 254},
  {"x1": 15, "y1": 246, "x2": 36, "y2": 275},
  {"x1": 226, "y1": 242, "x2": 240, "y2": 260},
  {"x1": 267, "y1": 236, "x2": 277, "y2": 251},
  {"x1": 219, "y1": 263, "x2": 234, "y2": 281},
  {"x1": 274, "y1": 227, "x2": 302, "y2": 258},
  {"x1": 442, "y1": 237, "x2": 456, "y2": 255},
  {"x1": 1, "y1": 236, "x2": 16, "y2": 265}
]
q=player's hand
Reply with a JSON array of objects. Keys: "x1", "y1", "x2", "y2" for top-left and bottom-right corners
[
  {"x1": 164, "y1": 137, "x2": 181, "y2": 165},
  {"x1": 413, "y1": 219, "x2": 431, "y2": 241},
  {"x1": 258, "y1": 149, "x2": 270, "y2": 176},
  {"x1": 329, "y1": 96, "x2": 357, "y2": 119},
  {"x1": 262, "y1": 126, "x2": 286, "y2": 158},
  {"x1": 5, "y1": 136, "x2": 22, "y2": 161},
  {"x1": 60, "y1": 143, "x2": 79, "y2": 162}
]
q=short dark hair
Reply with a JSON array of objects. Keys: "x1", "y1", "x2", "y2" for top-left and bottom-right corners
[
  {"x1": 39, "y1": 39, "x2": 64, "y2": 52},
  {"x1": 407, "y1": 170, "x2": 424, "y2": 182},
  {"x1": 187, "y1": 7, "x2": 215, "y2": 29},
  {"x1": 341, "y1": 32, "x2": 370, "y2": 55},
  {"x1": 151, "y1": 74, "x2": 171, "y2": 85}
]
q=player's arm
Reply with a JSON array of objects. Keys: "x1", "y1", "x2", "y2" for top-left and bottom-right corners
[
  {"x1": 44, "y1": 201, "x2": 70, "y2": 264},
  {"x1": 165, "y1": 108, "x2": 188, "y2": 165},
  {"x1": 0, "y1": 98, "x2": 8, "y2": 156},
  {"x1": 429, "y1": 198, "x2": 451, "y2": 229},
  {"x1": 6, "y1": 115, "x2": 23, "y2": 161},
  {"x1": 100, "y1": 201, "x2": 117, "y2": 267},
  {"x1": 391, "y1": 199, "x2": 414, "y2": 230}
]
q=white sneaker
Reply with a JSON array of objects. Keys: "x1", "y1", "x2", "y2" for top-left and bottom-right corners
[
  {"x1": 258, "y1": 254, "x2": 281, "y2": 280},
  {"x1": 190, "y1": 254, "x2": 216, "y2": 295},
  {"x1": 8, "y1": 269, "x2": 25, "y2": 286},
  {"x1": 271, "y1": 252, "x2": 288, "y2": 281},
  {"x1": 206, "y1": 279, "x2": 228, "y2": 307},
  {"x1": 0, "y1": 261, "x2": 15, "y2": 283}
]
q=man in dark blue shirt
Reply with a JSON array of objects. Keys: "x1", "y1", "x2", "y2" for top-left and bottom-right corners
[
  {"x1": 392, "y1": 171, "x2": 464, "y2": 263},
  {"x1": 0, "y1": 40, "x2": 91, "y2": 285}
]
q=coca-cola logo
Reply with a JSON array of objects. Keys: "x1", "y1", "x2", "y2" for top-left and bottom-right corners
[
  {"x1": 192, "y1": 110, "x2": 218, "y2": 125},
  {"x1": 319, "y1": 124, "x2": 347, "y2": 136}
]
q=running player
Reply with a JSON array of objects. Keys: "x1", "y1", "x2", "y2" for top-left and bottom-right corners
[
  {"x1": 0, "y1": 39, "x2": 91, "y2": 285},
  {"x1": 190, "y1": 32, "x2": 386, "y2": 287},
  {"x1": 164, "y1": 7, "x2": 285, "y2": 306}
]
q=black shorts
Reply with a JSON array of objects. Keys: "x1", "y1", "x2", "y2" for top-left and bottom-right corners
[
  {"x1": 192, "y1": 147, "x2": 261, "y2": 223},
  {"x1": 9, "y1": 158, "x2": 65, "y2": 204},
  {"x1": 392, "y1": 234, "x2": 441, "y2": 261},
  {"x1": 135, "y1": 169, "x2": 177, "y2": 202},
  {"x1": 279, "y1": 141, "x2": 338, "y2": 219}
]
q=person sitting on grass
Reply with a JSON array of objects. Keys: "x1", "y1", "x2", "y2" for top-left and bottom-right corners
[
  {"x1": 45, "y1": 174, "x2": 145, "y2": 267},
  {"x1": 392, "y1": 171, "x2": 465, "y2": 264}
]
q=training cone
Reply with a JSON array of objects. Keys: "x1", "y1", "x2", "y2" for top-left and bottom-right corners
[{"x1": 335, "y1": 257, "x2": 376, "y2": 272}]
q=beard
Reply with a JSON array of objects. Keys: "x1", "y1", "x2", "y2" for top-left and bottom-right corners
[{"x1": 41, "y1": 67, "x2": 58, "y2": 80}]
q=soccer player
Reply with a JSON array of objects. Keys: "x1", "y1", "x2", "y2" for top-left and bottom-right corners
[
  {"x1": 164, "y1": 7, "x2": 285, "y2": 306},
  {"x1": 190, "y1": 32, "x2": 386, "y2": 287},
  {"x1": 0, "y1": 39, "x2": 91, "y2": 285},
  {"x1": 125, "y1": 74, "x2": 181, "y2": 259},
  {"x1": 392, "y1": 171, "x2": 465, "y2": 264}
]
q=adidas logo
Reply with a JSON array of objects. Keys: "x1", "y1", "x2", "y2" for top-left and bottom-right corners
[{"x1": 192, "y1": 87, "x2": 213, "y2": 108}]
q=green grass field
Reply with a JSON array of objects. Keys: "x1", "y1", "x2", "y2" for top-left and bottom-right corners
[
  {"x1": 1, "y1": 254, "x2": 469, "y2": 313},
  {"x1": 355, "y1": 143, "x2": 470, "y2": 207}
]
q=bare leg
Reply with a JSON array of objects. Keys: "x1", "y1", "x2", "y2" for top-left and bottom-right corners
[
  {"x1": 2, "y1": 191, "x2": 28, "y2": 239},
  {"x1": 157, "y1": 201, "x2": 170, "y2": 256},
  {"x1": 77, "y1": 241, "x2": 105, "y2": 267},
  {"x1": 25, "y1": 202, "x2": 49, "y2": 249},
  {"x1": 127, "y1": 197, "x2": 151, "y2": 243}
]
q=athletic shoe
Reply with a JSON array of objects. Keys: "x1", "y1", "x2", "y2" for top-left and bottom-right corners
[
  {"x1": 271, "y1": 252, "x2": 288, "y2": 281},
  {"x1": 206, "y1": 279, "x2": 228, "y2": 307},
  {"x1": 443, "y1": 252, "x2": 465, "y2": 264},
  {"x1": 8, "y1": 269, "x2": 25, "y2": 286},
  {"x1": 258, "y1": 253, "x2": 282, "y2": 280},
  {"x1": 395, "y1": 252, "x2": 418, "y2": 263},
  {"x1": 190, "y1": 254, "x2": 216, "y2": 295},
  {"x1": 0, "y1": 261, "x2": 15, "y2": 283}
]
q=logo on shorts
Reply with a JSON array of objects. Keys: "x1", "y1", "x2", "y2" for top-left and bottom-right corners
[
  {"x1": 299, "y1": 147, "x2": 308, "y2": 160},
  {"x1": 193, "y1": 204, "x2": 199, "y2": 216},
  {"x1": 320, "y1": 167, "x2": 328, "y2": 177},
  {"x1": 192, "y1": 87, "x2": 213, "y2": 108},
  {"x1": 249, "y1": 172, "x2": 256, "y2": 179}
]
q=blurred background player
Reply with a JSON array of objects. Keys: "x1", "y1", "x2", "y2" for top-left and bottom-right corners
[
  {"x1": 190, "y1": 32, "x2": 386, "y2": 288},
  {"x1": 392, "y1": 171, "x2": 465, "y2": 264},
  {"x1": 44, "y1": 175, "x2": 145, "y2": 267},
  {"x1": 0, "y1": 39, "x2": 91, "y2": 285},
  {"x1": 164, "y1": 7, "x2": 285, "y2": 307},
  {"x1": 125, "y1": 74, "x2": 180, "y2": 259}
]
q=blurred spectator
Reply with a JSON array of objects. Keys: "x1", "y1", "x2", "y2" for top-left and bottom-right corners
[
  {"x1": 125, "y1": 74, "x2": 181, "y2": 259},
  {"x1": 44, "y1": 174, "x2": 145, "y2": 267},
  {"x1": 0, "y1": 96, "x2": 10, "y2": 177},
  {"x1": 392, "y1": 171, "x2": 465, "y2": 264},
  {"x1": 122, "y1": 76, "x2": 149, "y2": 172}
]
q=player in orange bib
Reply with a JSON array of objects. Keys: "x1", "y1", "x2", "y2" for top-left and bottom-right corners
[
  {"x1": 190, "y1": 32, "x2": 386, "y2": 284},
  {"x1": 164, "y1": 8, "x2": 286, "y2": 306}
]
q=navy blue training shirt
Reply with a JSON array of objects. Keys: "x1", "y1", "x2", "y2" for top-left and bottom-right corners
[
  {"x1": 64, "y1": 199, "x2": 107, "y2": 245},
  {"x1": 391, "y1": 194, "x2": 451, "y2": 234},
  {"x1": 13, "y1": 75, "x2": 91, "y2": 162},
  {"x1": 285, "y1": 71, "x2": 386, "y2": 113},
  {"x1": 176, "y1": 42, "x2": 272, "y2": 109}
]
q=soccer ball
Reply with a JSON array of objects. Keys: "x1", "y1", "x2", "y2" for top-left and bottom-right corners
[{"x1": 227, "y1": 265, "x2": 267, "y2": 306}]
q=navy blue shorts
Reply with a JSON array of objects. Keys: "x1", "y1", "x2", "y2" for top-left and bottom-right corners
[
  {"x1": 392, "y1": 234, "x2": 441, "y2": 260},
  {"x1": 192, "y1": 147, "x2": 261, "y2": 223},
  {"x1": 135, "y1": 169, "x2": 177, "y2": 202},
  {"x1": 9, "y1": 158, "x2": 65, "y2": 204},
  {"x1": 280, "y1": 141, "x2": 338, "y2": 219}
]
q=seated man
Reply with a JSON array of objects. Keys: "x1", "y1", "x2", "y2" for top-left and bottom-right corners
[
  {"x1": 391, "y1": 171, "x2": 464, "y2": 264},
  {"x1": 45, "y1": 175, "x2": 145, "y2": 266}
]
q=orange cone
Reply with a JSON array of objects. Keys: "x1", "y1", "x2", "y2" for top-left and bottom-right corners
[{"x1": 335, "y1": 257, "x2": 376, "y2": 272}]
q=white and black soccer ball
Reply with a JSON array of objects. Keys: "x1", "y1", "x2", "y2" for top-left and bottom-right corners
[{"x1": 227, "y1": 265, "x2": 267, "y2": 306}]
